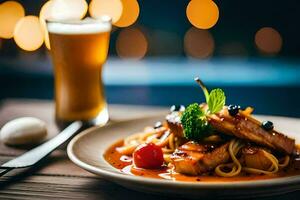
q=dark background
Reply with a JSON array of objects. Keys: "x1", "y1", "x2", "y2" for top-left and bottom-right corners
[
  {"x1": 0, "y1": 0, "x2": 300, "y2": 117},
  {"x1": 1, "y1": 0, "x2": 300, "y2": 57}
]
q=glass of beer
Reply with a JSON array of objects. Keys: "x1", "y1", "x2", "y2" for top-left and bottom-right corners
[{"x1": 47, "y1": 17, "x2": 111, "y2": 129}]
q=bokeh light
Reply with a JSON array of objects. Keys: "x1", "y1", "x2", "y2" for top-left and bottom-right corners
[
  {"x1": 115, "y1": 0, "x2": 140, "y2": 27},
  {"x1": 186, "y1": 0, "x2": 219, "y2": 29},
  {"x1": 39, "y1": 0, "x2": 53, "y2": 49},
  {"x1": 39, "y1": 0, "x2": 88, "y2": 49},
  {"x1": 184, "y1": 27, "x2": 214, "y2": 59},
  {"x1": 89, "y1": 0, "x2": 123, "y2": 24},
  {"x1": 39, "y1": 1, "x2": 54, "y2": 21},
  {"x1": 50, "y1": 0, "x2": 88, "y2": 20},
  {"x1": 116, "y1": 27, "x2": 147, "y2": 59},
  {"x1": 0, "y1": 1, "x2": 25, "y2": 39},
  {"x1": 255, "y1": 27, "x2": 282, "y2": 54},
  {"x1": 14, "y1": 16, "x2": 44, "y2": 51}
]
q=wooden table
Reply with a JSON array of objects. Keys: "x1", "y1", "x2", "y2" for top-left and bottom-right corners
[{"x1": 0, "y1": 99, "x2": 299, "y2": 200}]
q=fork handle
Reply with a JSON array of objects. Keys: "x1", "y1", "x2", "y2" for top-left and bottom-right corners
[{"x1": 0, "y1": 168, "x2": 13, "y2": 177}]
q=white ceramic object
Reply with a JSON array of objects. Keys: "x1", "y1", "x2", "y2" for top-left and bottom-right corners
[
  {"x1": 0, "y1": 117, "x2": 47, "y2": 145},
  {"x1": 67, "y1": 114, "x2": 300, "y2": 199}
]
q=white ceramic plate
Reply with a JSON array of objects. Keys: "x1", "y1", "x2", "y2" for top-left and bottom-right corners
[{"x1": 67, "y1": 114, "x2": 300, "y2": 199}]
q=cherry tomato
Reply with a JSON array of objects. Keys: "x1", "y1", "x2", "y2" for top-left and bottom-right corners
[{"x1": 133, "y1": 143, "x2": 164, "y2": 169}]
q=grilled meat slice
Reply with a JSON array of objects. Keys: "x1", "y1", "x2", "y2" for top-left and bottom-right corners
[
  {"x1": 241, "y1": 146, "x2": 273, "y2": 170},
  {"x1": 201, "y1": 142, "x2": 230, "y2": 171},
  {"x1": 171, "y1": 142, "x2": 230, "y2": 175},
  {"x1": 171, "y1": 149, "x2": 205, "y2": 175},
  {"x1": 166, "y1": 112, "x2": 184, "y2": 137},
  {"x1": 179, "y1": 141, "x2": 208, "y2": 152},
  {"x1": 208, "y1": 108, "x2": 295, "y2": 154},
  {"x1": 166, "y1": 107, "x2": 294, "y2": 154}
]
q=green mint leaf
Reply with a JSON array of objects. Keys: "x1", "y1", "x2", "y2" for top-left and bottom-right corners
[{"x1": 208, "y1": 88, "x2": 226, "y2": 114}]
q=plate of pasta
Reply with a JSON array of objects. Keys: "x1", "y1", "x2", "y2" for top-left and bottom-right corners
[{"x1": 67, "y1": 78, "x2": 300, "y2": 198}]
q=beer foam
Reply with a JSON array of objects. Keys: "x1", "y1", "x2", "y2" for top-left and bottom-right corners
[{"x1": 47, "y1": 17, "x2": 111, "y2": 34}]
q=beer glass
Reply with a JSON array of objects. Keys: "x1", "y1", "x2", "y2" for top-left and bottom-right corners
[{"x1": 47, "y1": 17, "x2": 111, "y2": 129}]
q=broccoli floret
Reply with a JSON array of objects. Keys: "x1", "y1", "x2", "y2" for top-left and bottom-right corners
[{"x1": 180, "y1": 103, "x2": 211, "y2": 141}]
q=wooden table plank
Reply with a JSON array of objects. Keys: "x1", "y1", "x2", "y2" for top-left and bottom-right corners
[
  {"x1": 0, "y1": 176, "x2": 175, "y2": 200},
  {"x1": 0, "y1": 154, "x2": 94, "y2": 177}
]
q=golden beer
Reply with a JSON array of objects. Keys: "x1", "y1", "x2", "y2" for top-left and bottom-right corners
[{"x1": 47, "y1": 18, "x2": 111, "y2": 129}]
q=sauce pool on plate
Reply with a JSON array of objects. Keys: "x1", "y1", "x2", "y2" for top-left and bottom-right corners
[{"x1": 104, "y1": 140, "x2": 300, "y2": 182}]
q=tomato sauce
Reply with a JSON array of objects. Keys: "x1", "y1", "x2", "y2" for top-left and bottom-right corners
[{"x1": 104, "y1": 140, "x2": 300, "y2": 182}]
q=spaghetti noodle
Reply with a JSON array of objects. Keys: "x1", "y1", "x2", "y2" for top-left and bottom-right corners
[{"x1": 116, "y1": 125, "x2": 290, "y2": 177}]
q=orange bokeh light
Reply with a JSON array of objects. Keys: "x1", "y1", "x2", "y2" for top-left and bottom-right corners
[
  {"x1": 39, "y1": 0, "x2": 88, "y2": 49},
  {"x1": 39, "y1": 0, "x2": 53, "y2": 49},
  {"x1": 186, "y1": 0, "x2": 219, "y2": 29},
  {"x1": 184, "y1": 27, "x2": 214, "y2": 59},
  {"x1": 116, "y1": 27, "x2": 147, "y2": 59},
  {"x1": 0, "y1": 1, "x2": 25, "y2": 39},
  {"x1": 14, "y1": 16, "x2": 44, "y2": 51},
  {"x1": 39, "y1": 0, "x2": 54, "y2": 21},
  {"x1": 115, "y1": 0, "x2": 140, "y2": 27},
  {"x1": 89, "y1": 0, "x2": 123, "y2": 24},
  {"x1": 255, "y1": 27, "x2": 282, "y2": 54},
  {"x1": 50, "y1": 0, "x2": 88, "y2": 20}
]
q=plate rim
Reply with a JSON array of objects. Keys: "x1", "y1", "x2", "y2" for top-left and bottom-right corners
[{"x1": 67, "y1": 115, "x2": 300, "y2": 189}]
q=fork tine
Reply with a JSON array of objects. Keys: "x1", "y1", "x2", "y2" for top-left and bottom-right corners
[{"x1": 0, "y1": 168, "x2": 12, "y2": 177}]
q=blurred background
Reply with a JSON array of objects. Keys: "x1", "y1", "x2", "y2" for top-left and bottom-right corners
[{"x1": 0, "y1": 0, "x2": 300, "y2": 117}]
